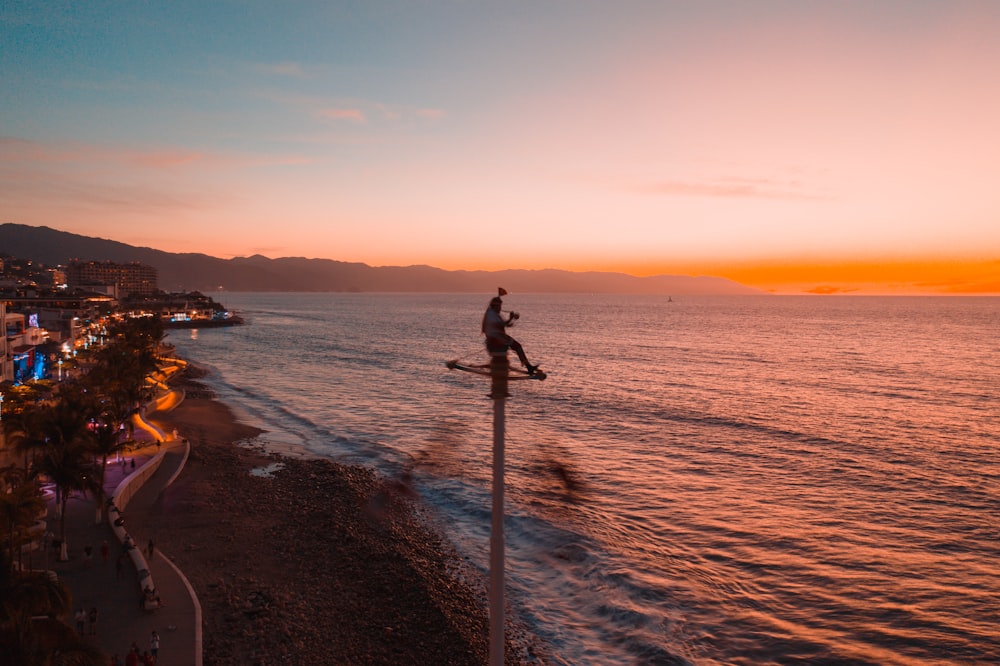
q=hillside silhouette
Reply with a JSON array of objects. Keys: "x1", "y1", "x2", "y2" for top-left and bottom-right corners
[{"x1": 0, "y1": 223, "x2": 761, "y2": 295}]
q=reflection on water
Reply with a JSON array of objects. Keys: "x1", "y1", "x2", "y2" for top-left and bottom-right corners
[{"x1": 169, "y1": 294, "x2": 1000, "y2": 665}]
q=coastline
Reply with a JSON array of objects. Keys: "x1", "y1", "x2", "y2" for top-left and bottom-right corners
[{"x1": 144, "y1": 364, "x2": 544, "y2": 664}]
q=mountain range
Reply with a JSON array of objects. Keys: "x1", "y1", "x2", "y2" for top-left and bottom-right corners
[{"x1": 0, "y1": 223, "x2": 761, "y2": 295}]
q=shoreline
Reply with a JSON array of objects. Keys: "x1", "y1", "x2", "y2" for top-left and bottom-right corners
[{"x1": 145, "y1": 363, "x2": 545, "y2": 664}]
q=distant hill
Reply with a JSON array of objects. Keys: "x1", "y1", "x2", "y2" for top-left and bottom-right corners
[{"x1": 0, "y1": 223, "x2": 762, "y2": 295}]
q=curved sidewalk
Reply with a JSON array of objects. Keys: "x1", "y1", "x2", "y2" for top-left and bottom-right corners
[{"x1": 45, "y1": 434, "x2": 201, "y2": 664}]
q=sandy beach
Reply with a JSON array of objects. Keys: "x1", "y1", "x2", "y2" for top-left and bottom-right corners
[{"x1": 140, "y1": 365, "x2": 542, "y2": 665}]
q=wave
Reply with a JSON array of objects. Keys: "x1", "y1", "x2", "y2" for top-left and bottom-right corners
[{"x1": 168, "y1": 293, "x2": 1000, "y2": 665}]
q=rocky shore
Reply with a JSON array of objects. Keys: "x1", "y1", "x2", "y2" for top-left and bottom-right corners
[{"x1": 144, "y1": 367, "x2": 545, "y2": 665}]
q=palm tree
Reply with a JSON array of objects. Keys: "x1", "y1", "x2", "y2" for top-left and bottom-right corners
[
  {"x1": 4, "y1": 400, "x2": 50, "y2": 475},
  {"x1": 0, "y1": 468, "x2": 46, "y2": 569},
  {"x1": 0, "y1": 551, "x2": 104, "y2": 665},
  {"x1": 86, "y1": 320, "x2": 163, "y2": 443},
  {"x1": 28, "y1": 390, "x2": 101, "y2": 562},
  {"x1": 0, "y1": 550, "x2": 70, "y2": 617},
  {"x1": 87, "y1": 417, "x2": 131, "y2": 524},
  {"x1": 31, "y1": 443, "x2": 99, "y2": 563}
]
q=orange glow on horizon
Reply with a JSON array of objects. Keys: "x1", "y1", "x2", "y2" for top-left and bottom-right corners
[
  {"x1": 533, "y1": 257, "x2": 1000, "y2": 296},
  {"x1": 5, "y1": 4, "x2": 999, "y2": 299}
]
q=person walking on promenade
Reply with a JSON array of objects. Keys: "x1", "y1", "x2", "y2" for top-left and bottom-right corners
[
  {"x1": 482, "y1": 289, "x2": 539, "y2": 374},
  {"x1": 150, "y1": 630, "x2": 160, "y2": 662},
  {"x1": 125, "y1": 645, "x2": 139, "y2": 666},
  {"x1": 147, "y1": 538, "x2": 155, "y2": 560},
  {"x1": 74, "y1": 607, "x2": 86, "y2": 634},
  {"x1": 88, "y1": 606, "x2": 98, "y2": 635}
]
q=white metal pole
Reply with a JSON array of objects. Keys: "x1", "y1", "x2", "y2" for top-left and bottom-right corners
[{"x1": 489, "y1": 355, "x2": 509, "y2": 666}]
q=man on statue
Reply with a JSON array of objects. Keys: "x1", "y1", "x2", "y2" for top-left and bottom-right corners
[{"x1": 482, "y1": 288, "x2": 539, "y2": 375}]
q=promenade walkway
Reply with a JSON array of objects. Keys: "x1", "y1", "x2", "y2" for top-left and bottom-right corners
[{"x1": 41, "y1": 403, "x2": 201, "y2": 665}]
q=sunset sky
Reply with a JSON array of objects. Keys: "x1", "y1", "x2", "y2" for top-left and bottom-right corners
[{"x1": 2, "y1": 1, "x2": 999, "y2": 294}]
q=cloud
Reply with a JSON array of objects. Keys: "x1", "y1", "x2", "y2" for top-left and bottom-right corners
[
  {"x1": 73, "y1": 182, "x2": 220, "y2": 211},
  {"x1": 319, "y1": 108, "x2": 367, "y2": 123},
  {"x1": 261, "y1": 91, "x2": 447, "y2": 128},
  {"x1": 0, "y1": 166, "x2": 221, "y2": 213},
  {"x1": 922, "y1": 277, "x2": 1000, "y2": 295},
  {"x1": 945, "y1": 281, "x2": 1000, "y2": 294},
  {"x1": 415, "y1": 108, "x2": 447, "y2": 120},
  {"x1": 128, "y1": 150, "x2": 207, "y2": 169},
  {"x1": 0, "y1": 136, "x2": 310, "y2": 171},
  {"x1": 246, "y1": 246, "x2": 289, "y2": 257},
  {"x1": 373, "y1": 104, "x2": 446, "y2": 122},
  {"x1": 127, "y1": 150, "x2": 313, "y2": 170},
  {"x1": 375, "y1": 103, "x2": 400, "y2": 121},
  {"x1": 0, "y1": 137, "x2": 42, "y2": 161},
  {"x1": 641, "y1": 177, "x2": 831, "y2": 201},
  {"x1": 0, "y1": 135, "x2": 314, "y2": 223},
  {"x1": 804, "y1": 285, "x2": 861, "y2": 295},
  {"x1": 255, "y1": 61, "x2": 309, "y2": 78}
]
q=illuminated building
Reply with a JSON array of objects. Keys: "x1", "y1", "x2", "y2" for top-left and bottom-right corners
[{"x1": 66, "y1": 260, "x2": 158, "y2": 298}]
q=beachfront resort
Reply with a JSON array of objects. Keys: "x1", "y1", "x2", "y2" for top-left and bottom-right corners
[
  {"x1": 0, "y1": 254, "x2": 503, "y2": 665},
  {"x1": 0, "y1": 256, "x2": 223, "y2": 664}
]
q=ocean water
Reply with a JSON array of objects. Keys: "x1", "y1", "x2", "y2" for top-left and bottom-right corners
[{"x1": 166, "y1": 293, "x2": 999, "y2": 665}]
